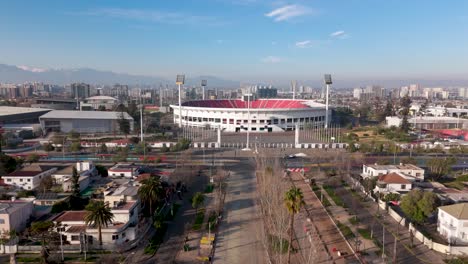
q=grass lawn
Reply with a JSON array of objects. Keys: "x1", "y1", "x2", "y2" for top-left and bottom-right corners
[
  {"x1": 349, "y1": 216, "x2": 360, "y2": 225},
  {"x1": 204, "y1": 184, "x2": 214, "y2": 193},
  {"x1": 268, "y1": 234, "x2": 290, "y2": 254},
  {"x1": 312, "y1": 186, "x2": 331, "y2": 207},
  {"x1": 336, "y1": 221, "x2": 355, "y2": 239},
  {"x1": 192, "y1": 209, "x2": 206, "y2": 231},
  {"x1": 323, "y1": 185, "x2": 346, "y2": 207},
  {"x1": 358, "y1": 228, "x2": 372, "y2": 239}
]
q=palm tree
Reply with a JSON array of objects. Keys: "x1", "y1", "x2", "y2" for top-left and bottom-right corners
[
  {"x1": 85, "y1": 201, "x2": 114, "y2": 246},
  {"x1": 284, "y1": 187, "x2": 305, "y2": 264},
  {"x1": 138, "y1": 176, "x2": 163, "y2": 215}
]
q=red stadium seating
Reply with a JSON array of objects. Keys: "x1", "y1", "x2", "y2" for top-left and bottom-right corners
[{"x1": 182, "y1": 99, "x2": 310, "y2": 109}]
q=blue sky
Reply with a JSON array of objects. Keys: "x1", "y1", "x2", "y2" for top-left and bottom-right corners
[{"x1": 1, "y1": 0, "x2": 468, "y2": 83}]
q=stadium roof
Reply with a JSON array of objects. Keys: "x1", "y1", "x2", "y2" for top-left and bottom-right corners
[
  {"x1": 0, "y1": 106, "x2": 52, "y2": 117},
  {"x1": 179, "y1": 99, "x2": 324, "y2": 109},
  {"x1": 85, "y1": 95, "x2": 118, "y2": 101},
  {"x1": 39, "y1": 110, "x2": 133, "y2": 120}
]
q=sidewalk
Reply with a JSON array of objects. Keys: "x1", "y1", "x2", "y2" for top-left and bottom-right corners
[{"x1": 290, "y1": 172, "x2": 359, "y2": 264}]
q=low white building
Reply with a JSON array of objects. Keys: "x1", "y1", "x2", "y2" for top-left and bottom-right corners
[
  {"x1": 52, "y1": 200, "x2": 140, "y2": 247},
  {"x1": 80, "y1": 96, "x2": 118, "y2": 111},
  {"x1": 361, "y1": 163, "x2": 425, "y2": 181},
  {"x1": 374, "y1": 172, "x2": 412, "y2": 194},
  {"x1": 52, "y1": 161, "x2": 96, "y2": 193},
  {"x1": 2, "y1": 165, "x2": 57, "y2": 190},
  {"x1": 108, "y1": 164, "x2": 140, "y2": 178},
  {"x1": 104, "y1": 185, "x2": 139, "y2": 208},
  {"x1": 438, "y1": 203, "x2": 468, "y2": 244},
  {"x1": 386, "y1": 116, "x2": 468, "y2": 130}
]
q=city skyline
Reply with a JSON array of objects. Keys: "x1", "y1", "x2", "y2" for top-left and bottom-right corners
[{"x1": 1, "y1": 1, "x2": 468, "y2": 83}]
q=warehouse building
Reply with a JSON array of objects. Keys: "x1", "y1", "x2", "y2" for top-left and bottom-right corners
[{"x1": 39, "y1": 110, "x2": 134, "y2": 134}]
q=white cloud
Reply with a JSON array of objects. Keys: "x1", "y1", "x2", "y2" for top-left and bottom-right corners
[
  {"x1": 84, "y1": 8, "x2": 222, "y2": 26},
  {"x1": 261, "y1": 56, "x2": 281, "y2": 63},
  {"x1": 295, "y1": 40, "x2": 315, "y2": 48},
  {"x1": 330, "y1": 30, "x2": 349, "y2": 39},
  {"x1": 265, "y1": 5, "x2": 313, "y2": 22},
  {"x1": 17, "y1": 65, "x2": 47, "y2": 73}
]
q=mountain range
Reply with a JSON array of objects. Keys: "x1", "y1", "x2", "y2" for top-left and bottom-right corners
[
  {"x1": 0, "y1": 64, "x2": 240, "y2": 88},
  {"x1": 1, "y1": 63, "x2": 467, "y2": 89}
]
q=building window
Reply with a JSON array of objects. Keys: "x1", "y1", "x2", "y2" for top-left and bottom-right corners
[
  {"x1": 112, "y1": 234, "x2": 119, "y2": 240},
  {"x1": 71, "y1": 235, "x2": 80, "y2": 241},
  {"x1": 20, "y1": 179, "x2": 23, "y2": 182},
  {"x1": 122, "y1": 232, "x2": 126, "y2": 238},
  {"x1": 6, "y1": 179, "x2": 11, "y2": 182},
  {"x1": 0, "y1": 219, "x2": 4, "y2": 224},
  {"x1": 401, "y1": 185, "x2": 406, "y2": 189},
  {"x1": 27, "y1": 179, "x2": 31, "y2": 182}
]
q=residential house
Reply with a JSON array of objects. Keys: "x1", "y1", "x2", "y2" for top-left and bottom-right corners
[
  {"x1": 52, "y1": 161, "x2": 95, "y2": 192},
  {"x1": 33, "y1": 193, "x2": 68, "y2": 206},
  {"x1": 438, "y1": 203, "x2": 468, "y2": 244},
  {"x1": 103, "y1": 185, "x2": 139, "y2": 208},
  {"x1": 52, "y1": 200, "x2": 140, "y2": 247},
  {"x1": 361, "y1": 163, "x2": 425, "y2": 181},
  {"x1": 108, "y1": 164, "x2": 141, "y2": 178},
  {"x1": 0, "y1": 199, "x2": 33, "y2": 236},
  {"x1": 374, "y1": 172, "x2": 412, "y2": 194},
  {"x1": 2, "y1": 165, "x2": 57, "y2": 190}
]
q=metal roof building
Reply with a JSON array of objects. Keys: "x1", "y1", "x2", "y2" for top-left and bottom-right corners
[
  {"x1": 0, "y1": 106, "x2": 52, "y2": 124},
  {"x1": 39, "y1": 110, "x2": 134, "y2": 134}
]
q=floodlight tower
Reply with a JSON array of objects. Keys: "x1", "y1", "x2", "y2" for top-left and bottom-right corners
[
  {"x1": 176, "y1": 75, "x2": 185, "y2": 127},
  {"x1": 201, "y1": 79, "x2": 207, "y2": 100},
  {"x1": 292, "y1": 80, "x2": 297, "y2": 100},
  {"x1": 324, "y1": 74, "x2": 332, "y2": 129}
]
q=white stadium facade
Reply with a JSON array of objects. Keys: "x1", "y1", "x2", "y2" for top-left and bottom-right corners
[{"x1": 170, "y1": 98, "x2": 330, "y2": 132}]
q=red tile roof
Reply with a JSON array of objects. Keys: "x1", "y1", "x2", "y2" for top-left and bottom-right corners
[
  {"x1": 5, "y1": 171, "x2": 42, "y2": 177},
  {"x1": 54, "y1": 211, "x2": 86, "y2": 222},
  {"x1": 378, "y1": 173, "x2": 411, "y2": 184}
]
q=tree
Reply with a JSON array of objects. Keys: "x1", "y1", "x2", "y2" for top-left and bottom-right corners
[
  {"x1": 117, "y1": 112, "x2": 131, "y2": 138},
  {"x1": 284, "y1": 187, "x2": 305, "y2": 264},
  {"x1": 85, "y1": 201, "x2": 114, "y2": 245},
  {"x1": 134, "y1": 142, "x2": 148, "y2": 155},
  {"x1": 383, "y1": 193, "x2": 401, "y2": 202},
  {"x1": 70, "y1": 142, "x2": 81, "y2": 152},
  {"x1": 192, "y1": 192, "x2": 205, "y2": 214},
  {"x1": 0, "y1": 154, "x2": 17, "y2": 175},
  {"x1": 138, "y1": 177, "x2": 163, "y2": 215},
  {"x1": 100, "y1": 143, "x2": 108, "y2": 154},
  {"x1": 39, "y1": 175, "x2": 54, "y2": 194},
  {"x1": 400, "y1": 190, "x2": 438, "y2": 224},
  {"x1": 43, "y1": 143, "x2": 54, "y2": 152},
  {"x1": 30, "y1": 221, "x2": 57, "y2": 264},
  {"x1": 71, "y1": 167, "x2": 81, "y2": 198},
  {"x1": 427, "y1": 156, "x2": 457, "y2": 180},
  {"x1": 26, "y1": 153, "x2": 40, "y2": 164},
  {"x1": 98, "y1": 105, "x2": 106, "y2": 111},
  {"x1": 67, "y1": 130, "x2": 80, "y2": 139},
  {"x1": 363, "y1": 177, "x2": 377, "y2": 197},
  {"x1": 400, "y1": 95, "x2": 412, "y2": 133}
]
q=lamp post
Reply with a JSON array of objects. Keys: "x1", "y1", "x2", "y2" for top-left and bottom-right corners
[
  {"x1": 176, "y1": 75, "x2": 185, "y2": 127},
  {"x1": 324, "y1": 74, "x2": 332, "y2": 129},
  {"x1": 242, "y1": 89, "x2": 252, "y2": 151},
  {"x1": 201, "y1": 80, "x2": 207, "y2": 100}
]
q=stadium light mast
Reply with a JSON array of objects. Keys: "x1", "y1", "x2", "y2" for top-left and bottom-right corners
[
  {"x1": 292, "y1": 80, "x2": 297, "y2": 100},
  {"x1": 201, "y1": 79, "x2": 207, "y2": 100},
  {"x1": 242, "y1": 87, "x2": 252, "y2": 151},
  {"x1": 176, "y1": 75, "x2": 185, "y2": 127},
  {"x1": 139, "y1": 89, "x2": 144, "y2": 142},
  {"x1": 324, "y1": 74, "x2": 332, "y2": 129}
]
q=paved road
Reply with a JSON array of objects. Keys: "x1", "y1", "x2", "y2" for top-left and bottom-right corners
[{"x1": 213, "y1": 157, "x2": 267, "y2": 264}]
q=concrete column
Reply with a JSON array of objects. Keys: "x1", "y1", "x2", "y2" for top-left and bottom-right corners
[{"x1": 295, "y1": 123, "x2": 300, "y2": 146}]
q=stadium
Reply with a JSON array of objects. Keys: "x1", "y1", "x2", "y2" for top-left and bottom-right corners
[{"x1": 170, "y1": 98, "x2": 330, "y2": 132}]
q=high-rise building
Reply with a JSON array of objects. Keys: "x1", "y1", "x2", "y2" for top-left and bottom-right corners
[
  {"x1": 257, "y1": 87, "x2": 277, "y2": 98},
  {"x1": 70, "y1": 83, "x2": 91, "y2": 99}
]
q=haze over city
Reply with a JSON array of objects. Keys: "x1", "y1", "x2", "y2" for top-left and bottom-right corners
[{"x1": 2, "y1": 0, "x2": 468, "y2": 85}]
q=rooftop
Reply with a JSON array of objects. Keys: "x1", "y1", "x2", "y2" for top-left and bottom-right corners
[
  {"x1": 85, "y1": 95, "x2": 118, "y2": 101},
  {"x1": 378, "y1": 172, "x2": 412, "y2": 184},
  {"x1": 178, "y1": 99, "x2": 324, "y2": 109},
  {"x1": 54, "y1": 211, "x2": 86, "y2": 222},
  {"x1": 5, "y1": 171, "x2": 42, "y2": 177},
  {"x1": 0, "y1": 200, "x2": 32, "y2": 214},
  {"x1": 105, "y1": 185, "x2": 139, "y2": 197},
  {"x1": 439, "y1": 203, "x2": 468, "y2": 220},
  {"x1": 366, "y1": 163, "x2": 423, "y2": 171},
  {"x1": 39, "y1": 110, "x2": 133, "y2": 120},
  {"x1": 0, "y1": 106, "x2": 52, "y2": 117}
]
